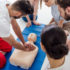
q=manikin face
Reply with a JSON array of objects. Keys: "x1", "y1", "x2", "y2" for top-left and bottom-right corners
[
  {"x1": 43, "y1": 0, "x2": 55, "y2": 7},
  {"x1": 58, "y1": 5, "x2": 70, "y2": 20}
]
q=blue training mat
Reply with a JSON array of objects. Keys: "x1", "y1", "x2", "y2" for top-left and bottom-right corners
[{"x1": 1, "y1": 24, "x2": 46, "y2": 70}]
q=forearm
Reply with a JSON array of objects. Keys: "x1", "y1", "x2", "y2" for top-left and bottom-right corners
[
  {"x1": 11, "y1": 19, "x2": 25, "y2": 44},
  {"x1": 49, "y1": 18, "x2": 55, "y2": 24},
  {"x1": 33, "y1": 0, "x2": 39, "y2": 21},
  {"x1": 59, "y1": 20, "x2": 64, "y2": 24},
  {"x1": 2, "y1": 34, "x2": 24, "y2": 50},
  {"x1": 33, "y1": 15, "x2": 37, "y2": 21},
  {"x1": 26, "y1": 15, "x2": 31, "y2": 22},
  {"x1": 58, "y1": 20, "x2": 64, "y2": 27}
]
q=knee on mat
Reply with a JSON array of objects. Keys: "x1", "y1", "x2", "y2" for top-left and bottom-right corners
[
  {"x1": 5, "y1": 44, "x2": 12, "y2": 52},
  {"x1": 1, "y1": 44, "x2": 12, "y2": 52},
  {"x1": 0, "y1": 38, "x2": 12, "y2": 52}
]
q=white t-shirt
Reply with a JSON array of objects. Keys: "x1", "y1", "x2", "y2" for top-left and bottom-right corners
[
  {"x1": 41, "y1": 52, "x2": 70, "y2": 70},
  {"x1": 0, "y1": 0, "x2": 11, "y2": 37}
]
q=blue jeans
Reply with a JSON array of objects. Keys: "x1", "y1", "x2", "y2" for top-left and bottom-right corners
[{"x1": 22, "y1": 15, "x2": 38, "y2": 22}]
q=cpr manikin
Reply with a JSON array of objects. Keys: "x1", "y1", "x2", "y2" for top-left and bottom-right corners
[{"x1": 9, "y1": 33, "x2": 38, "y2": 69}]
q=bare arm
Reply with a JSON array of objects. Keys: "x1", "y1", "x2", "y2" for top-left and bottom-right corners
[
  {"x1": 3, "y1": 34, "x2": 25, "y2": 50},
  {"x1": 49, "y1": 18, "x2": 55, "y2": 24},
  {"x1": 11, "y1": 18, "x2": 25, "y2": 44},
  {"x1": 2, "y1": 18, "x2": 35, "y2": 51},
  {"x1": 26, "y1": 15, "x2": 31, "y2": 22},
  {"x1": 3, "y1": 34, "x2": 35, "y2": 51},
  {"x1": 33, "y1": 0, "x2": 39, "y2": 21},
  {"x1": 58, "y1": 20, "x2": 64, "y2": 28}
]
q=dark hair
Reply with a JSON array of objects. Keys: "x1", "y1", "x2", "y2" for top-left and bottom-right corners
[
  {"x1": 57, "y1": 0, "x2": 70, "y2": 9},
  {"x1": 41, "y1": 24, "x2": 69, "y2": 59},
  {"x1": 12, "y1": 0, "x2": 34, "y2": 15}
]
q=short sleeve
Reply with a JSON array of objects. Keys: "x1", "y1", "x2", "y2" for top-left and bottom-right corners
[{"x1": 0, "y1": 0, "x2": 11, "y2": 37}]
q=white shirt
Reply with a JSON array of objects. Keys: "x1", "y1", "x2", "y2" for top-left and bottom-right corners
[
  {"x1": 41, "y1": 52, "x2": 70, "y2": 70},
  {"x1": 0, "y1": 0, "x2": 11, "y2": 37}
]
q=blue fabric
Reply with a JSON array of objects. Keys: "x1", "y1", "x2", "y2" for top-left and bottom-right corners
[
  {"x1": 1, "y1": 24, "x2": 46, "y2": 70},
  {"x1": 22, "y1": 15, "x2": 38, "y2": 22}
]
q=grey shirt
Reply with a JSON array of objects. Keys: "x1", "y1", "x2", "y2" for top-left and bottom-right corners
[{"x1": 51, "y1": 5, "x2": 70, "y2": 24}]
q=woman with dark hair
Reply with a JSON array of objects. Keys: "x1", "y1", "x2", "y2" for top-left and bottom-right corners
[
  {"x1": 41, "y1": 24, "x2": 70, "y2": 70},
  {"x1": 22, "y1": 0, "x2": 40, "y2": 27}
]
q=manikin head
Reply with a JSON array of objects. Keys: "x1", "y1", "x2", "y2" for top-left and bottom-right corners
[{"x1": 28, "y1": 33, "x2": 37, "y2": 43}]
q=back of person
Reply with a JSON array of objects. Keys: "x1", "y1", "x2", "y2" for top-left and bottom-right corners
[
  {"x1": 48, "y1": 52, "x2": 70, "y2": 70},
  {"x1": 41, "y1": 24, "x2": 70, "y2": 70},
  {"x1": 41, "y1": 52, "x2": 70, "y2": 70}
]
